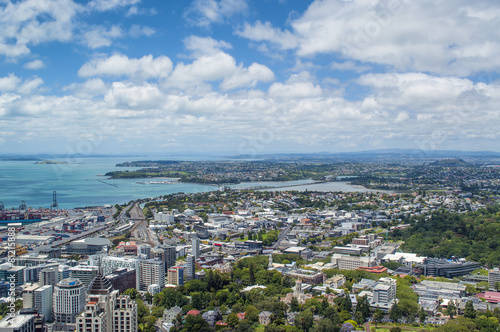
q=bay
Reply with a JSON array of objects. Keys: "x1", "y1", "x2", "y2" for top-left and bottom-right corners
[{"x1": 0, "y1": 158, "x2": 386, "y2": 210}]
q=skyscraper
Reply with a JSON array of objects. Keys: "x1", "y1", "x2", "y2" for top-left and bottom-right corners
[
  {"x1": 167, "y1": 266, "x2": 184, "y2": 286},
  {"x1": 192, "y1": 238, "x2": 200, "y2": 259},
  {"x1": 76, "y1": 273, "x2": 138, "y2": 332},
  {"x1": 138, "y1": 259, "x2": 165, "y2": 291},
  {"x1": 53, "y1": 278, "x2": 86, "y2": 324},
  {"x1": 34, "y1": 285, "x2": 53, "y2": 322},
  {"x1": 186, "y1": 255, "x2": 195, "y2": 281}
]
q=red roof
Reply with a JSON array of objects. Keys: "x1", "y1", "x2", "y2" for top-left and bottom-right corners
[
  {"x1": 477, "y1": 292, "x2": 500, "y2": 304},
  {"x1": 356, "y1": 266, "x2": 388, "y2": 274},
  {"x1": 186, "y1": 310, "x2": 201, "y2": 316},
  {"x1": 216, "y1": 321, "x2": 227, "y2": 326},
  {"x1": 237, "y1": 313, "x2": 245, "y2": 320}
]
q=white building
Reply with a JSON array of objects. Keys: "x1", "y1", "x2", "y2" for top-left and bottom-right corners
[
  {"x1": 0, "y1": 314, "x2": 35, "y2": 332},
  {"x1": 53, "y1": 278, "x2": 86, "y2": 324},
  {"x1": 35, "y1": 285, "x2": 53, "y2": 322},
  {"x1": 331, "y1": 254, "x2": 377, "y2": 270},
  {"x1": 185, "y1": 255, "x2": 195, "y2": 281},
  {"x1": 76, "y1": 273, "x2": 138, "y2": 332},
  {"x1": 148, "y1": 284, "x2": 161, "y2": 295},
  {"x1": 372, "y1": 277, "x2": 397, "y2": 311},
  {"x1": 192, "y1": 238, "x2": 200, "y2": 259},
  {"x1": 22, "y1": 284, "x2": 39, "y2": 309},
  {"x1": 69, "y1": 265, "x2": 99, "y2": 287},
  {"x1": 138, "y1": 259, "x2": 165, "y2": 292}
]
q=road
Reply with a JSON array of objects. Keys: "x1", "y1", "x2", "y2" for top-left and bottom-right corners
[{"x1": 272, "y1": 223, "x2": 292, "y2": 249}]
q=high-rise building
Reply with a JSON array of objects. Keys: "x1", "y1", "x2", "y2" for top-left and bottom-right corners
[
  {"x1": 156, "y1": 245, "x2": 176, "y2": 272},
  {"x1": 76, "y1": 273, "x2": 137, "y2": 332},
  {"x1": 53, "y1": 278, "x2": 86, "y2": 324},
  {"x1": 90, "y1": 256, "x2": 140, "y2": 287},
  {"x1": 113, "y1": 294, "x2": 137, "y2": 332},
  {"x1": 39, "y1": 267, "x2": 59, "y2": 287},
  {"x1": 138, "y1": 259, "x2": 165, "y2": 291},
  {"x1": 138, "y1": 244, "x2": 151, "y2": 259},
  {"x1": 488, "y1": 268, "x2": 500, "y2": 290},
  {"x1": 192, "y1": 238, "x2": 200, "y2": 259},
  {"x1": 167, "y1": 266, "x2": 184, "y2": 286},
  {"x1": 34, "y1": 285, "x2": 53, "y2": 322},
  {"x1": 22, "y1": 284, "x2": 39, "y2": 309},
  {"x1": 185, "y1": 255, "x2": 195, "y2": 281},
  {"x1": 69, "y1": 265, "x2": 99, "y2": 288},
  {"x1": 0, "y1": 313, "x2": 35, "y2": 331}
]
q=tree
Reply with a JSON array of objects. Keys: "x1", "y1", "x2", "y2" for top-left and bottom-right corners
[
  {"x1": 249, "y1": 263, "x2": 255, "y2": 285},
  {"x1": 464, "y1": 300, "x2": 476, "y2": 319},
  {"x1": 419, "y1": 307, "x2": 427, "y2": 323},
  {"x1": 374, "y1": 308, "x2": 384, "y2": 326},
  {"x1": 290, "y1": 297, "x2": 300, "y2": 312},
  {"x1": 295, "y1": 309, "x2": 314, "y2": 332},
  {"x1": 495, "y1": 281, "x2": 500, "y2": 292},
  {"x1": 389, "y1": 302, "x2": 402, "y2": 322},
  {"x1": 245, "y1": 305, "x2": 259, "y2": 323},
  {"x1": 312, "y1": 318, "x2": 337, "y2": 332},
  {"x1": 445, "y1": 300, "x2": 457, "y2": 319},
  {"x1": 227, "y1": 312, "x2": 239, "y2": 328}
]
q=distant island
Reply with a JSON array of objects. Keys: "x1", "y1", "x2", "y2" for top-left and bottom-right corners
[{"x1": 35, "y1": 160, "x2": 68, "y2": 165}]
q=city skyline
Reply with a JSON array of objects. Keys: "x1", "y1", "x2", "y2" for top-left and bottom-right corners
[{"x1": 0, "y1": 0, "x2": 499, "y2": 154}]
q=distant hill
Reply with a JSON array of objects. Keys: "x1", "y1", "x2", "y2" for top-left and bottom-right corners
[
  {"x1": 428, "y1": 158, "x2": 469, "y2": 167},
  {"x1": 230, "y1": 149, "x2": 500, "y2": 162}
]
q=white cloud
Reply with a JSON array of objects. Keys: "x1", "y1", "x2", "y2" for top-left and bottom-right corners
[
  {"x1": 239, "y1": 0, "x2": 500, "y2": 76},
  {"x1": 17, "y1": 77, "x2": 44, "y2": 95},
  {"x1": 331, "y1": 61, "x2": 370, "y2": 73},
  {"x1": 184, "y1": 36, "x2": 232, "y2": 57},
  {"x1": 167, "y1": 52, "x2": 237, "y2": 89},
  {"x1": 88, "y1": 0, "x2": 140, "y2": 12},
  {"x1": 129, "y1": 25, "x2": 155, "y2": 38},
  {"x1": 236, "y1": 21, "x2": 298, "y2": 50},
  {"x1": 78, "y1": 54, "x2": 173, "y2": 80},
  {"x1": 83, "y1": 25, "x2": 123, "y2": 49},
  {"x1": 0, "y1": 0, "x2": 83, "y2": 58},
  {"x1": 104, "y1": 82, "x2": 164, "y2": 110},
  {"x1": 0, "y1": 74, "x2": 22, "y2": 92},
  {"x1": 221, "y1": 63, "x2": 274, "y2": 90},
  {"x1": 268, "y1": 72, "x2": 322, "y2": 99},
  {"x1": 24, "y1": 59, "x2": 45, "y2": 70},
  {"x1": 184, "y1": 0, "x2": 248, "y2": 27}
]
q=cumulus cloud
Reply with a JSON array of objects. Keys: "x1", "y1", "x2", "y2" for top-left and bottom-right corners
[
  {"x1": 238, "y1": 0, "x2": 500, "y2": 76},
  {"x1": 0, "y1": 0, "x2": 83, "y2": 58},
  {"x1": 184, "y1": 0, "x2": 248, "y2": 27},
  {"x1": 184, "y1": 36, "x2": 232, "y2": 56},
  {"x1": 24, "y1": 59, "x2": 46, "y2": 70},
  {"x1": 129, "y1": 25, "x2": 155, "y2": 38},
  {"x1": 83, "y1": 25, "x2": 123, "y2": 49},
  {"x1": 78, "y1": 54, "x2": 173, "y2": 80},
  {"x1": 88, "y1": 0, "x2": 140, "y2": 12}
]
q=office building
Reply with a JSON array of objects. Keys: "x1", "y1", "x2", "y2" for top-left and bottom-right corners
[
  {"x1": 488, "y1": 268, "x2": 500, "y2": 290},
  {"x1": 23, "y1": 284, "x2": 39, "y2": 309},
  {"x1": 185, "y1": 255, "x2": 195, "y2": 281},
  {"x1": 34, "y1": 285, "x2": 53, "y2": 323},
  {"x1": 53, "y1": 278, "x2": 86, "y2": 324},
  {"x1": 331, "y1": 254, "x2": 377, "y2": 270},
  {"x1": 0, "y1": 263, "x2": 25, "y2": 285},
  {"x1": 64, "y1": 238, "x2": 110, "y2": 256},
  {"x1": 105, "y1": 268, "x2": 136, "y2": 294},
  {"x1": 0, "y1": 314, "x2": 35, "y2": 332},
  {"x1": 371, "y1": 277, "x2": 397, "y2": 312},
  {"x1": 39, "y1": 267, "x2": 59, "y2": 287},
  {"x1": 138, "y1": 259, "x2": 165, "y2": 292},
  {"x1": 138, "y1": 244, "x2": 151, "y2": 259},
  {"x1": 76, "y1": 272, "x2": 137, "y2": 332},
  {"x1": 415, "y1": 258, "x2": 479, "y2": 278},
  {"x1": 112, "y1": 294, "x2": 137, "y2": 332},
  {"x1": 69, "y1": 265, "x2": 99, "y2": 288},
  {"x1": 167, "y1": 266, "x2": 184, "y2": 286},
  {"x1": 192, "y1": 238, "x2": 200, "y2": 259}
]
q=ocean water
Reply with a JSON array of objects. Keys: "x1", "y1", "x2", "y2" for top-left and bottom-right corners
[{"x1": 0, "y1": 158, "x2": 386, "y2": 209}]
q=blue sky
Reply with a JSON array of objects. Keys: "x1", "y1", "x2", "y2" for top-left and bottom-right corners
[{"x1": 1, "y1": 0, "x2": 500, "y2": 156}]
